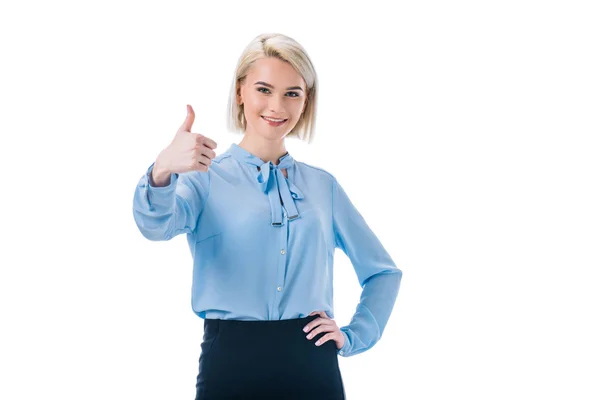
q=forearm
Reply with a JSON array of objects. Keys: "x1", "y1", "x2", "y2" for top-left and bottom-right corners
[{"x1": 338, "y1": 270, "x2": 402, "y2": 357}]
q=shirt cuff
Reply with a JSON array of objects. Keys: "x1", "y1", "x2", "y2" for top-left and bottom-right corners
[
  {"x1": 337, "y1": 330, "x2": 351, "y2": 356},
  {"x1": 146, "y1": 162, "x2": 179, "y2": 188}
]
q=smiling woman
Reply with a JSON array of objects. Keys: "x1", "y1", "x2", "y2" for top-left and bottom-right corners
[
  {"x1": 132, "y1": 32, "x2": 402, "y2": 400},
  {"x1": 226, "y1": 34, "x2": 318, "y2": 147},
  {"x1": 231, "y1": 57, "x2": 309, "y2": 142}
]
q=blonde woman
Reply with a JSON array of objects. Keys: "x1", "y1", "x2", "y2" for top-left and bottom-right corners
[{"x1": 132, "y1": 32, "x2": 402, "y2": 399}]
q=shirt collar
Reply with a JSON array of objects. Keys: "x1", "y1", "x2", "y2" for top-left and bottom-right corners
[
  {"x1": 227, "y1": 142, "x2": 293, "y2": 168},
  {"x1": 226, "y1": 143, "x2": 304, "y2": 226}
]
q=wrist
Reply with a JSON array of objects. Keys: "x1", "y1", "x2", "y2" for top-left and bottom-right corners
[{"x1": 150, "y1": 161, "x2": 172, "y2": 187}]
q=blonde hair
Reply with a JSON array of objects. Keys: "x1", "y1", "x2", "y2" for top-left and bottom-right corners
[{"x1": 226, "y1": 33, "x2": 319, "y2": 144}]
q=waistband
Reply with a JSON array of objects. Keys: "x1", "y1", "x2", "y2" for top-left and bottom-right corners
[{"x1": 204, "y1": 314, "x2": 320, "y2": 330}]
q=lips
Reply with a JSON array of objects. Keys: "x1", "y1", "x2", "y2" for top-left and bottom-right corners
[
  {"x1": 261, "y1": 116, "x2": 288, "y2": 126},
  {"x1": 262, "y1": 116, "x2": 287, "y2": 122}
]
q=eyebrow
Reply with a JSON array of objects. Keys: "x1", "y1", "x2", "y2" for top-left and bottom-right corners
[{"x1": 254, "y1": 81, "x2": 304, "y2": 92}]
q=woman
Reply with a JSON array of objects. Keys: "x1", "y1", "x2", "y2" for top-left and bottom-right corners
[{"x1": 132, "y1": 32, "x2": 402, "y2": 400}]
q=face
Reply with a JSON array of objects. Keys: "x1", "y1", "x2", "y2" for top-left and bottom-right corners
[{"x1": 236, "y1": 57, "x2": 308, "y2": 141}]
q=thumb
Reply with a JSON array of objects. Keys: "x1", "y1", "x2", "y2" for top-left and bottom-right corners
[{"x1": 179, "y1": 104, "x2": 195, "y2": 132}]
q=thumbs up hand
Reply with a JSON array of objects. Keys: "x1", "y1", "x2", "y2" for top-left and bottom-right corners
[{"x1": 154, "y1": 104, "x2": 218, "y2": 178}]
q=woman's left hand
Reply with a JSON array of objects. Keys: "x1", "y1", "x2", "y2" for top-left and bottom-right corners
[{"x1": 303, "y1": 310, "x2": 345, "y2": 350}]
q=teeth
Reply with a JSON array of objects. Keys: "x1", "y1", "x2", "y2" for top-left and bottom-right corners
[{"x1": 263, "y1": 116, "x2": 285, "y2": 122}]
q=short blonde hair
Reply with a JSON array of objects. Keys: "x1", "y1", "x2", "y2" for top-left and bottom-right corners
[{"x1": 226, "y1": 33, "x2": 319, "y2": 144}]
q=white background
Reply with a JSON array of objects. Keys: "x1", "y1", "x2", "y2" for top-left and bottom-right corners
[{"x1": 1, "y1": 0, "x2": 599, "y2": 399}]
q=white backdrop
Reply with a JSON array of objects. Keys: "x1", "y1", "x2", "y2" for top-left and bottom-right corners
[{"x1": 1, "y1": 0, "x2": 598, "y2": 399}]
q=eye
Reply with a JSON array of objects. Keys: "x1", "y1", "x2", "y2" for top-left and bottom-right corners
[{"x1": 257, "y1": 87, "x2": 300, "y2": 97}]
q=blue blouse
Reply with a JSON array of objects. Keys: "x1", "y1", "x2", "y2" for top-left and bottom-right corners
[{"x1": 132, "y1": 142, "x2": 402, "y2": 357}]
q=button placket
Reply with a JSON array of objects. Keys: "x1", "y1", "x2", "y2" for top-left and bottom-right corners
[{"x1": 272, "y1": 209, "x2": 289, "y2": 319}]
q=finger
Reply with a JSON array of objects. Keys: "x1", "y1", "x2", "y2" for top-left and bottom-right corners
[
  {"x1": 197, "y1": 153, "x2": 212, "y2": 167},
  {"x1": 195, "y1": 140, "x2": 217, "y2": 159},
  {"x1": 180, "y1": 104, "x2": 195, "y2": 132},
  {"x1": 315, "y1": 332, "x2": 334, "y2": 346},
  {"x1": 196, "y1": 133, "x2": 218, "y2": 150},
  {"x1": 304, "y1": 317, "x2": 333, "y2": 333},
  {"x1": 203, "y1": 144, "x2": 218, "y2": 160},
  {"x1": 305, "y1": 323, "x2": 335, "y2": 339},
  {"x1": 202, "y1": 136, "x2": 218, "y2": 150},
  {"x1": 195, "y1": 153, "x2": 211, "y2": 171}
]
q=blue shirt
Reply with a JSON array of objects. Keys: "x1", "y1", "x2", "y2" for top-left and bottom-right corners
[{"x1": 132, "y1": 142, "x2": 402, "y2": 357}]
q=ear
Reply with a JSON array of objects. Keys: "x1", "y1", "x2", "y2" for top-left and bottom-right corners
[{"x1": 236, "y1": 83, "x2": 243, "y2": 105}]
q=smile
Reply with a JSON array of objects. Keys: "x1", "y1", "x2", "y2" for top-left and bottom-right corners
[{"x1": 261, "y1": 116, "x2": 288, "y2": 126}]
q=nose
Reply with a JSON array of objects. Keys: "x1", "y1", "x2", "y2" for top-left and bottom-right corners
[{"x1": 268, "y1": 96, "x2": 285, "y2": 113}]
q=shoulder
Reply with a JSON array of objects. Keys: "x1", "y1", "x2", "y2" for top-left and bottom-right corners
[
  {"x1": 180, "y1": 152, "x2": 235, "y2": 188},
  {"x1": 205, "y1": 151, "x2": 250, "y2": 185},
  {"x1": 209, "y1": 152, "x2": 238, "y2": 174},
  {"x1": 213, "y1": 152, "x2": 233, "y2": 164},
  {"x1": 296, "y1": 160, "x2": 338, "y2": 184}
]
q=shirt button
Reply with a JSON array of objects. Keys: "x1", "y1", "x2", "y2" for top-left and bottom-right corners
[
  {"x1": 280, "y1": 249, "x2": 285, "y2": 255},
  {"x1": 339, "y1": 351, "x2": 344, "y2": 355},
  {"x1": 277, "y1": 286, "x2": 282, "y2": 291}
]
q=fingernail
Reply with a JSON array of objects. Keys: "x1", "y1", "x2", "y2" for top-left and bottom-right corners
[
  {"x1": 315, "y1": 340, "x2": 321, "y2": 346},
  {"x1": 303, "y1": 327, "x2": 308, "y2": 332}
]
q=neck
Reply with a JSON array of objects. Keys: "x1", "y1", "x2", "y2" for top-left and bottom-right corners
[{"x1": 238, "y1": 134, "x2": 288, "y2": 165}]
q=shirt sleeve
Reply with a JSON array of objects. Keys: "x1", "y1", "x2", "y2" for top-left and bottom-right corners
[
  {"x1": 132, "y1": 161, "x2": 210, "y2": 241},
  {"x1": 332, "y1": 176, "x2": 402, "y2": 357}
]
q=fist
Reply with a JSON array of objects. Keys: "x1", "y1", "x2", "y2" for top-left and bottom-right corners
[{"x1": 156, "y1": 104, "x2": 218, "y2": 174}]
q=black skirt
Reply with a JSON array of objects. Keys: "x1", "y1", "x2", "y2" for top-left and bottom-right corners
[{"x1": 195, "y1": 314, "x2": 346, "y2": 400}]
